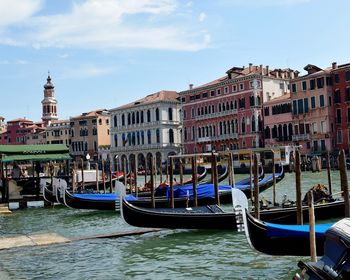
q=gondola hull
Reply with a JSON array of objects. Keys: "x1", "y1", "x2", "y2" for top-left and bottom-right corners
[
  {"x1": 245, "y1": 210, "x2": 331, "y2": 256},
  {"x1": 122, "y1": 198, "x2": 237, "y2": 230}
]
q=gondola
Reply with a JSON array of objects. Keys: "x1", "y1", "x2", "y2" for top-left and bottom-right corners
[
  {"x1": 296, "y1": 218, "x2": 350, "y2": 279},
  {"x1": 122, "y1": 198, "x2": 237, "y2": 229},
  {"x1": 60, "y1": 168, "x2": 270, "y2": 211},
  {"x1": 244, "y1": 209, "x2": 332, "y2": 256}
]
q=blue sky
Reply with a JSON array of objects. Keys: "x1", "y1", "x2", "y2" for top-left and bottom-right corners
[{"x1": 0, "y1": 0, "x2": 349, "y2": 122}]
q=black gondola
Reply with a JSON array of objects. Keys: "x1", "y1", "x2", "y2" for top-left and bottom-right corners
[
  {"x1": 244, "y1": 209, "x2": 332, "y2": 256},
  {"x1": 122, "y1": 198, "x2": 237, "y2": 230}
]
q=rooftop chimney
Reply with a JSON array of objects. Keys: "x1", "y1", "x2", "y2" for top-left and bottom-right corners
[
  {"x1": 189, "y1": 84, "x2": 194, "y2": 90},
  {"x1": 266, "y1": 65, "x2": 269, "y2": 76},
  {"x1": 249, "y1": 63, "x2": 253, "y2": 73},
  {"x1": 332, "y1": 62, "x2": 337, "y2": 69},
  {"x1": 260, "y1": 65, "x2": 263, "y2": 75}
]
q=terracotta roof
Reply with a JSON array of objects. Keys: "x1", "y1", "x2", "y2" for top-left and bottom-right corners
[
  {"x1": 71, "y1": 109, "x2": 109, "y2": 119},
  {"x1": 7, "y1": 118, "x2": 33, "y2": 123},
  {"x1": 265, "y1": 93, "x2": 291, "y2": 105},
  {"x1": 114, "y1": 90, "x2": 179, "y2": 110}
]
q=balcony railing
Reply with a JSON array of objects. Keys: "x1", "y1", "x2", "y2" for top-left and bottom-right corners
[
  {"x1": 193, "y1": 109, "x2": 238, "y2": 121},
  {"x1": 292, "y1": 134, "x2": 310, "y2": 141},
  {"x1": 196, "y1": 133, "x2": 239, "y2": 143},
  {"x1": 112, "y1": 143, "x2": 181, "y2": 152}
]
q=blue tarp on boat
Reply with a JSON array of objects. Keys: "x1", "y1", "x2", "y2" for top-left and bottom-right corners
[
  {"x1": 72, "y1": 193, "x2": 138, "y2": 201},
  {"x1": 265, "y1": 222, "x2": 332, "y2": 238}
]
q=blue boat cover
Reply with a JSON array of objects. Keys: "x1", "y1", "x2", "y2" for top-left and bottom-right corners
[
  {"x1": 265, "y1": 222, "x2": 333, "y2": 238},
  {"x1": 72, "y1": 193, "x2": 138, "y2": 201},
  {"x1": 168, "y1": 172, "x2": 282, "y2": 199}
]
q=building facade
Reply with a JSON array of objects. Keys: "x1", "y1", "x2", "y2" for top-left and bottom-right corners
[
  {"x1": 46, "y1": 120, "x2": 71, "y2": 146},
  {"x1": 331, "y1": 62, "x2": 350, "y2": 154},
  {"x1": 0, "y1": 118, "x2": 34, "y2": 145},
  {"x1": 41, "y1": 74, "x2": 58, "y2": 126},
  {"x1": 263, "y1": 93, "x2": 293, "y2": 147},
  {"x1": 109, "y1": 90, "x2": 181, "y2": 172},
  {"x1": 179, "y1": 64, "x2": 297, "y2": 154},
  {"x1": 290, "y1": 64, "x2": 334, "y2": 155},
  {"x1": 70, "y1": 109, "x2": 110, "y2": 161}
]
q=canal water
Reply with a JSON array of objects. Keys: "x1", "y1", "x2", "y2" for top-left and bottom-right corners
[{"x1": 0, "y1": 170, "x2": 346, "y2": 279}]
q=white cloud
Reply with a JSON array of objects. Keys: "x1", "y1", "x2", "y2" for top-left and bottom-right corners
[
  {"x1": 0, "y1": 0, "x2": 209, "y2": 51},
  {"x1": 60, "y1": 64, "x2": 115, "y2": 79},
  {"x1": 199, "y1": 12, "x2": 207, "y2": 22},
  {"x1": 15, "y1": 60, "x2": 29, "y2": 65},
  {"x1": 0, "y1": 0, "x2": 43, "y2": 27}
]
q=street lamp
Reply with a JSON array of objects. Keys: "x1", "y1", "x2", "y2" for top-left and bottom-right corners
[{"x1": 86, "y1": 153, "x2": 90, "y2": 170}]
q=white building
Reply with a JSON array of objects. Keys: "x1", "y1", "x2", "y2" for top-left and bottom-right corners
[{"x1": 109, "y1": 90, "x2": 181, "y2": 172}]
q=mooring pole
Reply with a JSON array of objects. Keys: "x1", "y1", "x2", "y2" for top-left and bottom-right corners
[
  {"x1": 102, "y1": 159, "x2": 106, "y2": 194},
  {"x1": 134, "y1": 158, "x2": 138, "y2": 197},
  {"x1": 81, "y1": 158, "x2": 85, "y2": 190},
  {"x1": 308, "y1": 191, "x2": 317, "y2": 262},
  {"x1": 228, "y1": 153, "x2": 233, "y2": 186},
  {"x1": 109, "y1": 159, "x2": 112, "y2": 193},
  {"x1": 123, "y1": 158, "x2": 127, "y2": 190},
  {"x1": 295, "y1": 150, "x2": 303, "y2": 225},
  {"x1": 95, "y1": 162, "x2": 99, "y2": 193},
  {"x1": 179, "y1": 158, "x2": 183, "y2": 185},
  {"x1": 339, "y1": 149, "x2": 350, "y2": 217},
  {"x1": 192, "y1": 156, "x2": 198, "y2": 207},
  {"x1": 170, "y1": 157, "x2": 174, "y2": 208},
  {"x1": 212, "y1": 153, "x2": 220, "y2": 206},
  {"x1": 326, "y1": 152, "x2": 332, "y2": 196},
  {"x1": 272, "y1": 151, "x2": 276, "y2": 206},
  {"x1": 253, "y1": 153, "x2": 259, "y2": 219},
  {"x1": 150, "y1": 156, "x2": 155, "y2": 208},
  {"x1": 250, "y1": 151, "x2": 253, "y2": 203}
]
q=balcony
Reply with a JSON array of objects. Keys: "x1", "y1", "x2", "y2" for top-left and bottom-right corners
[
  {"x1": 196, "y1": 133, "x2": 239, "y2": 143},
  {"x1": 193, "y1": 109, "x2": 238, "y2": 121},
  {"x1": 112, "y1": 143, "x2": 181, "y2": 152},
  {"x1": 292, "y1": 134, "x2": 310, "y2": 141}
]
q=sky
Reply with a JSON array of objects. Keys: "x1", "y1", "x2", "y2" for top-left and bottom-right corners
[{"x1": 0, "y1": 0, "x2": 349, "y2": 122}]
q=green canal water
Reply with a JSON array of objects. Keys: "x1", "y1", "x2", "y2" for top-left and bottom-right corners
[{"x1": 0, "y1": 170, "x2": 347, "y2": 279}]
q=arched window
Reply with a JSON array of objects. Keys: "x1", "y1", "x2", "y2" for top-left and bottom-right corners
[
  {"x1": 265, "y1": 126, "x2": 271, "y2": 139},
  {"x1": 147, "y1": 110, "x2": 151, "y2": 122},
  {"x1": 147, "y1": 130, "x2": 151, "y2": 144},
  {"x1": 141, "y1": 131, "x2": 145, "y2": 145},
  {"x1": 169, "y1": 129, "x2": 174, "y2": 144},
  {"x1": 127, "y1": 113, "x2": 131, "y2": 125},
  {"x1": 241, "y1": 118, "x2": 246, "y2": 133},
  {"x1": 114, "y1": 115, "x2": 117, "y2": 127},
  {"x1": 198, "y1": 127, "x2": 201, "y2": 138},
  {"x1": 132, "y1": 132, "x2": 136, "y2": 145},
  {"x1": 252, "y1": 117, "x2": 256, "y2": 132},
  {"x1": 168, "y1": 108, "x2": 173, "y2": 121},
  {"x1": 132, "y1": 112, "x2": 135, "y2": 124},
  {"x1": 140, "y1": 111, "x2": 144, "y2": 123},
  {"x1": 155, "y1": 108, "x2": 159, "y2": 121},
  {"x1": 136, "y1": 112, "x2": 140, "y2": 124},
  {"x1": 121, "y1": 114, "x2": 125, "y2": 126},
  {"x1": 156, "y1": 129, "x2": 160, "y2": 143},
  {"x1": 122, "y1": 133, "x2": 126, "y2": 146},
  {"x1": 137, "y1": 131, "x2": 140, "y2": 145},
  {"x1": 114, "y1": 134, "x2": 118, "y2": 147}
]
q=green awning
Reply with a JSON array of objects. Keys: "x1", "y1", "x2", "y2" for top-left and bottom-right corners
[{"x1": 0, "y1": 144, "x2": 70, "y2": 162}]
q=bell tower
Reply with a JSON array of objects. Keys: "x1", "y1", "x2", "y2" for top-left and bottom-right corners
[{"x1": 41, "y1": 72, "x2": 58, "y2": 126}]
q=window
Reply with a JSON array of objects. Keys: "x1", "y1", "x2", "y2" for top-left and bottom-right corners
[
  {"x1": 346, "y1": 87, "x2": 350, "y2": 101},
  {"x1": 224, "y1": 87, "x2": 228, "y2": 94},
  {"x1": 293, "y1": 100, "x2": 297, "y2": 115},
  {"x1": 291, "y1": 83, "x2": 297, "y2": 93},
  {"x1": 202, "y1": 92, "x2": 208, "y2": 98},
  {"x1": 348, "y1": 107, "x2": 350, "y2": 123},
  {"x1": 147, "y1": 110, "x2": 151, "y2": 122},
  {"x1": 169, "y1": 129, "x2": 174, "y2": 144},
  {"x1": 317, "y1": 77, "x2": 324, "y2": 89},
  {"x1": 304, "y1": 98, "x2": 309, "y2": 113},
  {"x1": 217, "y1": 89, "x2": 221, "y2": 95},
  {"x1": 334, "y1": 89, "x2": 341, "y2": 104},
  {"x1": 155, "y1": 108, "x2": 159, "y2": 121},
  {"x1": 210, "y1": 90, "x2": 215, "y2": 97},
  {"x1": 113, "y1": 115, "x2": 117, "y2": 127},
  {"x1": 232, "y1": 85, "x2": 237, "y2": 92},
  {"x1": 121, "y1": 114, "x2": 125, "y2": 126},
  {"x1": 337, "y1": 130, "x2": 342, "y2": 144},
  {"x1": 346, "y1": 71, "x2": 350, "y2": 82},
  {"x1": 302, "y1": 81, "x2": 307, "y2": 91},
  {"x1": 334, "y1": 74, "x2": 339, "y2": 84},
  {"x1": 311, "y1": 96, "x2": 316, "y2": 109},
  {"x1": 239, "y1": 83, "x2": 244, "y2": 91},
  {"x1": 99, "y1": 119, "x2": 102, "y2": 125},
  {"x1": 168, "y1": 108, "x2": 173, "y2": 121},
  {"x1": 114, "y1": 134, "x2": 118, "y2": 147},
  {"x1": 297, "y1": 99, "x2": 304, "y2": 114},
  {"x1": 310, "y1": 79, "x2": 316, "y2": 90},
  {"x1": 147, "y1": 130, "x2": 151, "y2": 144},
  {"x1": 336, "y1": 108, "x2": 342, "y2": 124},
  {"x1": 313, "y1": 140, "x2": 318, "y2": 152},
  {"x1": 320, "y1": 95, "x2": 325, "y2": 107},
  {"x1": 264, "y1": 107, "x2": 270, "y2": 116}
]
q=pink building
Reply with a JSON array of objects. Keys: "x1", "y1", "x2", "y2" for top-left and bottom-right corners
[
  {"x1": 290, "y1": 64, "x2": 334, "y2": 155},
  {"x1": 179, "y1": 64, "x2": 297, "y2": 154},
  {"x1": 0, "y1": 118, "x2": 34, "y2": 145},
  {"x1": 331, "y1": 62, "x2": 350, "y2": 154}
]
